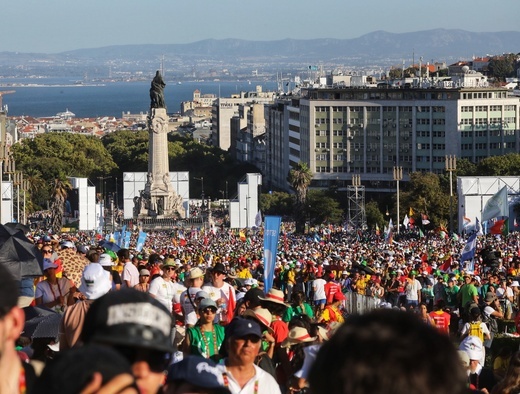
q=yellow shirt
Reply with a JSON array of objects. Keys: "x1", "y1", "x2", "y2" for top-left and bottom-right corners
[
  {"x1": 287, "y1": 270, "x2": 296, "y2": 284},
  {"x1": 237, "y1": 268, "x2": 252, "y2": 279}
]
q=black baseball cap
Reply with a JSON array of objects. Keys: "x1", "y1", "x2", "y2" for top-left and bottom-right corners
[
  {"x1": 82, "y1": 288, "x2": 174, "y2": 353},
  {"x1": 166, "y1": 356, "x2": 230, "y2": 394}
]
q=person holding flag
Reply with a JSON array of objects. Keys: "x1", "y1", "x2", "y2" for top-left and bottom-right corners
[{"x1": 202, "y1": 263, "x2": 236, "y2": 325}]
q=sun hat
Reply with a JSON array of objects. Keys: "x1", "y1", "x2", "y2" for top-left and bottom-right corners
[
  {"x1": 485, "y1": 292, "x2": 497, "y2": 303},
  {"x1": 78, "y1": 263, "x2": 112, "y2": 300},
  {"x1": 162, "y1": 258, "x2": 176, "y2": 269},
  {"x1": 511, "y1": 281, "x2": 520, "y2": 287},
  {"x1": 259, "y1": 288, "x2": 289, "y2": 306},
  {"x1": 189, "y1": 267, "x2": 205, "y2": 280},
  {"x1": 98, "y1": 254, "x2": 114, "y2": 267},
  {"x1": 281, "y1": 326, "x2": 316, "y2": 348},
  {"x1": 242, "y1": 308, "x2": 274, "y2": 333},
  {"x1": 166, "y1": 355, "x2": 230, "y2": 394},
  {"x1": 211, "y1": 263, "x2": 228, "y2": 275},
  {"x1": 139, "y1": 269, "x2": 150, "y2": 276}
]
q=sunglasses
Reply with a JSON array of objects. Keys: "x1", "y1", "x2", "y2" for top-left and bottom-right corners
[
  {"x1": 42, "y1": 249, "x2": 52, "y2": 253},
  {"x1": 235, "y1": 334, "x2": 261, "y2": 344},
  {"x1": 113, "y1": 346, "x2": 170, "y2": 372},
  {"x1": 165, "y1": 267, "x2": 176, "y2": 271},
  {"x1": 202, "y1": 308, "x2": 217, "y2": 314}
]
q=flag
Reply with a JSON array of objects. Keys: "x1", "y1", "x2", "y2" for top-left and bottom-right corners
[
  {"x1": 482, "y1": 186, "x2": 508, "y2": 222},
  {"x1": 439, "y1": 256, "x2": 452, "y2": 271},
  {"x1": 264, "y1": 216, "x2": 282, "y2": 292},
  {"x1": 419, "y1": 228, "x2": 425, "y2": 238},
  {"x1": 239, "y1": 231, "x2": 246, "y2": 242},
  {"x1": 389, "y1": 218, "x2": 394, "y2": 229},
  {"x1": 463, "y1": 217, "x2": 471, "y2": 228},
  {"x1": 255, "y1": 210, "x2": 262, "y2": 227},
  {"x1": 403, "y1": 214, "x2": 409, "y2": 228},
  {"x1": 490, "y1": 218, "x2": 509, "y2": 235},
  {"x1": 375, "y1": 223, "x2": 380, "y2": 236},
  {"x1": 421, "y1": 214, "x2": 430, "y2": 225},
  {"x1": 409, "y1": 207, "x2": 415, "y2": 217},
  {"x1": 475, "y1": 217, "x2": 482, "y2": 235},
  {"x1": 136, "y1": 231, "x2": 147, "y2": 252},
  {"x1": 461, "y1": 233, "x2": 477, "y2": 262}
]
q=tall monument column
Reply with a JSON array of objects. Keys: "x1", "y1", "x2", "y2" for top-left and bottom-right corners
[{"x1": 134, "y1": 71, "x2": 185, "y2": 219}]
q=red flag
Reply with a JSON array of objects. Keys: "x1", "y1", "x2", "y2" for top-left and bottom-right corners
[
  {"x1": 490, "y1": 219, "x2": 508, "y2": 235},
  {"x1": 439, "y1": 256, "x2": 452, "y2": 271},
  {"x1": 226, "y1": 290, "x2": 236, "y2": 324}
]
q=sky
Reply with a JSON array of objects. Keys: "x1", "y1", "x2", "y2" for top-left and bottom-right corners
[{"x1": 2, "y1": 0, "x2": 518, "y2": 53}]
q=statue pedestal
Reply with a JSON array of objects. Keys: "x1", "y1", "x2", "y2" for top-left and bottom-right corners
[{"x1": 134, "y1": 108, "x2": 185, "y2": 219}]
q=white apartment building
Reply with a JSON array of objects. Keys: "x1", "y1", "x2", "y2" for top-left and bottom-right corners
[{"x1": 266, "y1": 86, "x2": 520, "y2": 192}]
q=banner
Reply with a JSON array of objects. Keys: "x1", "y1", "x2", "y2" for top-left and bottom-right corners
[
  {"x1": 482, "y1": 186, "x2": 508, "y2": 222},
  {"x1": 263, "y1": 216, "x2": 282, "y2": 293},
  {"x1": 119, "y1": 225, "x2": 127, "y2": 246},
  {"x1": 123, "y1": 231, "x2": 132, "y2": 249},
  {"x1": 461, "y1": 233, "x2": 477, "y2": 262},
  {"x1": 136, "y1": 230, "x2": 147, "y2": 252}
]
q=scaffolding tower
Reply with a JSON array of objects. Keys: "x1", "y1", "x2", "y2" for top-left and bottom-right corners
[{"x1": 347, "y1": 175, "x2": 366, "y2": 230}]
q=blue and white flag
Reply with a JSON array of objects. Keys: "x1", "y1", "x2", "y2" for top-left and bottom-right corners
[
  {"x1": 124, "y1": 231, "x2": 132, "y2": 249},
  {"x1": 118, "y1": 225, "x2": 127, "y2": 246},
  {"x1": 263, "y1": 216, "x2": 281, "y2": 293},
  {"x1": 461, "y1": 233, "x2": 477, "y2": 262},
  {"x1": 482, "y1": 186, "x2": 508, "y2": 222},
  {"x1": 136, "y1": 231, "x2": 147, "y2": 252},
  {"x1": 113, "y1": 231, "x2": 121, "y2": 246}
]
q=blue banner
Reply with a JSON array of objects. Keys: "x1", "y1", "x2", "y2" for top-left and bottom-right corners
[
  {"x1": 124, "y1": 231, "x2": 132, "y2": 249},
  {"x1": 119, "y1": 225, "x2": 127, "y2": 246},
  {"x1": 113, "y1": 231, "x2": 121, "y2": 246},
  {"x1": 136, "y1": 231, "x2": 147, "y2": 252},
  {"x1": 263, "y1": 216, "x2": 282, "y2": 293}
]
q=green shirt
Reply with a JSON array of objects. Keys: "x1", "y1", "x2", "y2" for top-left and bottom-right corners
[
  {"x1": 186, "y1": 324, "x2": 225, "y2": 361},
  {"x1": 282, "y1": 303, "x2": 314, "y2": 322},
  {"x1": 461, "y1": 284, "x2": 478, "y2": 307}
]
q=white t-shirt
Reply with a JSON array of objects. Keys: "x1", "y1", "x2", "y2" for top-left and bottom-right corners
[
  {"x1": 218, "y1": 363, "x2": 281, "y2": 394},
  {"x1": 149, "y1": 276, "x2": 175, "y2": 312},
  {"x1": 202, "y1": 282, "x2": 236, "y2": 324},
  {"x1": 405, "y1": 279, "x2": 422, "y2": 301},
  {"x1": 35, "y1": 278, "x2": 73, "y2": 312},
  {"x1": 122, "y1": 262, "x2": 139, "y2": 288},
  {"x1": 313, "y1": 278, "x2": 327, "y2": 301},
  {"x1": 496, "y1": 286, "x2": 514, "y2": 300},
  {"x1": 171, "y1": 281, "x2": 187, "y2": 304},
  {"x1": 180, "y1": 286, "x2": 201, "y2": 325}
]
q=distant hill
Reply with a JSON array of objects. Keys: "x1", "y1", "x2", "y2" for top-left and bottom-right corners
[{"x1": 0, "y1": 29, "x2": 518, "y2": 77}]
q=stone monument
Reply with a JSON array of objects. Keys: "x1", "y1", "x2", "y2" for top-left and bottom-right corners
[{"x1": 134, "y1": 71, "x2": 185, "y2": 219}]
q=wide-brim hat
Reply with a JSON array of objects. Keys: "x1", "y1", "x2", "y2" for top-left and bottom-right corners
[
  {"x1": 189, "y1": 267, "x2": 205, "y2": 280},
  {"x1": 259, "y1": 288, "x2": 289, "y2": 306},
  {"x1": 243, "y1": 308, "x2": 274, "y2": 334},
  {"x1": 281, "y1": 326, "x2": 316, "y2": 348},
  {"x1": 211, "y1": 263, "x2": 228, "y2": 275},
  {"x1": 79, "y1": 263, "x2": 112, "y2": 300}
]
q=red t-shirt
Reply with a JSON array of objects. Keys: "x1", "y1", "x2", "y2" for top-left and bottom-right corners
[
  {"x1": 429, "y1": 310, "x2": 451, "y2": 334},
  {"x1": 271, "y1": 318, "x2": 289, "y2": 344},
  {"x1": 324, "y1": 282, "x2": 342, "y2": 304}
]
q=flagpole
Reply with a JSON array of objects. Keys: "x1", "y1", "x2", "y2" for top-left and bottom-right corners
[{"x1": 393, "y1": 166, "x2": 403, "y2": 234}]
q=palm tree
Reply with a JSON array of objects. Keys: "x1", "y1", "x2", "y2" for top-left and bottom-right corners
[
  {"x1": 287, "y1": 162, "x2": 313, "y2": 233},
  {"x1": 49, "y1": 178, "x2": 71, "y2": 234}
]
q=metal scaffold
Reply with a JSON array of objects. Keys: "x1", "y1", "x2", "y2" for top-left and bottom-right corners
[{"x1": 347, "y1": 174, "x2": 366, "y2": 230}]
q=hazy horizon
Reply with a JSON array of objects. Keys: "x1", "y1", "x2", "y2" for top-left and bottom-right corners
[{"x1": 1, "y1": 0, "x2": 518, "y2": 54}]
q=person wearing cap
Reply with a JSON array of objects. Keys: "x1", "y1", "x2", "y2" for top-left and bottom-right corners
[
  {"x1": 59, "y1": 263, "x2": 112, "y2": 351},
  {"x1": 149, "y1": 259, "x2": 179, "y2": 314},
  {"x1": 203, "y1": 263, "x2": 237, "y2": 325},
  {"x1": 0, "y1": 263, "x2": 37, "y2": 393},
  {"x1": 120, "y1": 248, "x2": 140, "y2": 288},
  {"x1": 82, "y1": 288, "x2": 175, "y2": 394},
  {"x1": 181, "y1": 267, "x2": 206, "y2": 327},
  {"x1": 98, "y1": 252, "x2": 123, "y2": 291},
  {"x1": 184, "y1": 298, "x2": 225, "y2": 361},
  {"x1": 164, "y1": 355, "x2": 230, "y2": 394},
  {"x1": 35, "y1": 258, "x2": 76, "y2": 313},
  {"x1": 134, "y1": 269, "x2": 151, "y2": 292},
  {"x1": 218, "y1": 317, "x2": 281, "y2": 394}
]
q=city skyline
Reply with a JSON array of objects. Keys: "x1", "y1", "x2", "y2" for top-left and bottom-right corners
[{"x1": 2, "y1": 0, "x2": 519, "y2": 54}]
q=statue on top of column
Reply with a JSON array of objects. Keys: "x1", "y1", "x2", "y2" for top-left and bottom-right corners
[{"x1": 150, "y1": 70, "x2": 166, "y2": 109}]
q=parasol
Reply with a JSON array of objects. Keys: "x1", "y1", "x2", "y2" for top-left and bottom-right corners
[{"x1": 0, "y1": 224, "x2": 43, "y2": 280}]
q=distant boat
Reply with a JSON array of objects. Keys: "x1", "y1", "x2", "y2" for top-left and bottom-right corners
[{"x1": 177, "y1": 81, "x2": 182, "y2": 85}]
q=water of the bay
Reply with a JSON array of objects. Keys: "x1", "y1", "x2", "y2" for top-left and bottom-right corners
[{"x1": 0, "y1": 78, "x2": 278, "y2": 118}]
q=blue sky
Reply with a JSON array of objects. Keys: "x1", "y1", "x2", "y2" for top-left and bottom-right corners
[{"x1": 2, "y1": 0, "x2": 518, "y2": 53}]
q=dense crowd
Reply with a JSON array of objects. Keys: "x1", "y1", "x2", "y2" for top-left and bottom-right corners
[{"x1": 3, "y1": 224, "x2": 520, "y2": 393}]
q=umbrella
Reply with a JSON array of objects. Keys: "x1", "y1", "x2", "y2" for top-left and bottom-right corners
[
  {"x1": 57, "y1": 248, "x2": 89, "y2": 287},
  {"x1": 0, "y1": 224, "x2": 43, "y2": 280},
  {"x1": 98, "y1": 240, "x2": 121, "y2": 253},
  {"x1": 4, "y1": 222, "x2": 31, "y2": 234},
  {"x1": 31, "y1": 313, "x2": 62, "y2": 339},
  {"x1": 353, "y1": 263, "x2": 376, "y2": 275},
  {"x1": 23, "y1": 305, "x2": 56, "y2": 321}
]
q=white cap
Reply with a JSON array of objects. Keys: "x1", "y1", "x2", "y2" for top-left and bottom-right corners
[
  {"x1": 79, "y1": 263, "x2": 112, "y2": 300},
  {"x1": 98, "y1": 253, "x2": 114, "y2": 267}
]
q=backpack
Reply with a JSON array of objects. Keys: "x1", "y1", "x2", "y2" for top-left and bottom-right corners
[
  {"x1": 468, "y1": 321, "x2": 484, "y2": 343},
  {"x1": 480, "y1": 305, "x2": 498, "y2": 333}
]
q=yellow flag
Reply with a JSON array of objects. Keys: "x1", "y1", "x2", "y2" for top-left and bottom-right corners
[{"x1": 409, "y1": 207, "x2": 415, "y2": 217}]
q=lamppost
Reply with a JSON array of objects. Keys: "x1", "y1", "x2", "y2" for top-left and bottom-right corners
[
  {"x1": 445, "y1": 155, "x2": 457, "y2": 235},
  {"x1": 0, "y1": 142, "x2": 7, "y2": 224},
  {"x1": 393, "y1": 166, "x2": 403, "y2": 234}
]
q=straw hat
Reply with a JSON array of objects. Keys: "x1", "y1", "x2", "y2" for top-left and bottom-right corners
[
  {"x1": 259, "y1": 288, "x2": 289, "y2": 306},
  {"x1": 243, "y1": 308, "x2": 274, "y2": 334},
  {"x1": 281, "y1": 327, "x2": 316, "y2": 348}
]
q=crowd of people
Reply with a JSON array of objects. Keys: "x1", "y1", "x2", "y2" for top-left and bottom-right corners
[{"x1": 3, "y1": 224, "x2": 520, "y2": 393}]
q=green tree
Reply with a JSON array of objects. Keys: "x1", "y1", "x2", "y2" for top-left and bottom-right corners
[
  {"x1": 307, "y1": 190, "x2": 343, "y2": 225},
  {"x1": 259, "y1": 192, "x2": 293, "y2": 216},
  {"x1": 400, "y1": 172, "x2": 451, "y2": 228},
  {"x1": 389, "y1": 68, "x2": 402, "y2": 79},
  {"x1": 287, "y1": 162, "x2": 313, "y2": 233},
  {"x1": 489, "y1": 54, "x2": 516, "y2": 82},
  {"x1": 365, "y1": 200, "x2": 385, "y2": 231},
  {"x1": 477, "y1": 153, "x2": 520, "y2": 176},
  {"x1": 456, "y1": 158, "x2": 477, "y2": 176}
]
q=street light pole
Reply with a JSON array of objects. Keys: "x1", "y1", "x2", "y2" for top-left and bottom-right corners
[
  {"x1": 393, "y1": 166, "x2": 403, "y2": 234},
  {"x1": 445, "y1": 155, "x2": 457, "y2": 235}
]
